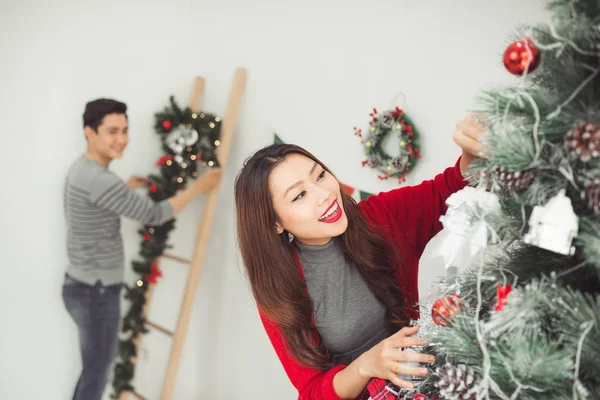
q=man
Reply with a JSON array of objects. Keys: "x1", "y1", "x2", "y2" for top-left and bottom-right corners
[{"x1": 62, "y1": 98, "x2": 221, "y2": 400}]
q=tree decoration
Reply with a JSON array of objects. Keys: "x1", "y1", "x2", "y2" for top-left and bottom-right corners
[
  {"x1": 503, "y1": 37, "x2": 541, "y2": 76},
  {"x1": 112, "y1": 361, "x2": 135, "y2": 395},
  {"x1": 119, "y1": 340, "x2": 137, "y2": 360},
  {"x1": 523, "y1": 189, "x2": 579, "y2": 255},
  {"x1": 494, "y1": 283, "x2": 512, "y2": 312},
  {"x1": 583, "y1": 177, "x2": 600, "y2": 214},
  {"x1": 565, "y1": 121, "x2": 600, "y2": 162},
  {"x1": 153, "y1": 96, "x2": 221, "y2": 188},
  {"x1": 155, "y1": 154, "x2": 174, "y2": 166},
  {"x1": 356, "y1": 107, "x2": 422, "y2": 183},
  {"x1": 492, "y1": 166, "x2": 536, "y2": 194},
  {"x1": 431, "y1": 187, "x2": 501, "y2": 275},
  {"x1": 111, "y1": 97, "x2": 221, "y2": 398},
  {"x1": 432, "y1": 295, "x2": 464, "y2": 327},
  {"x1": 145, "y1": 263, "x2": 163, "y2": 284},
  {"x1": 435, "y1": 363, "x2": 480, "y2": 400}
]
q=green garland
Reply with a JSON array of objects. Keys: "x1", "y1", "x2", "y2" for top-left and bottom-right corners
[
  {"x1": 111, "y1": 96, "x2": 221, "y2": 398},
  {"x1": 355, "y1": 106, "x2": 422, "y2": 183}
]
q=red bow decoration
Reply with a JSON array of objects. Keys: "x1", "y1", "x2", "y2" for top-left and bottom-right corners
[
  {"x1": 155, "y1": 154, "x2": 174, "y2": 166},
  {"x1": 495, "y1": 283, "x2": 512, "y2": 311},
  {"x1": 145, "y1": 263, "x2": 163, "y2": 284}
]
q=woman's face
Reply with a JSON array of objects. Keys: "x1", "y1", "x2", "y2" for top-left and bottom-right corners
[{"x1": 269, "y1": 153, "x2": 348, "y2": 246}]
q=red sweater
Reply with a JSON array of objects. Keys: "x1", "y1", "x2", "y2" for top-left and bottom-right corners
[{"x1": 259, "y1": 158, "x2": 468, "y2": 400}]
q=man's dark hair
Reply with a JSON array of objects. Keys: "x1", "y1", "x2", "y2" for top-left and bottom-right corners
[{"x1": 83, "y1": 98, "x2": 127, "y2": 132}]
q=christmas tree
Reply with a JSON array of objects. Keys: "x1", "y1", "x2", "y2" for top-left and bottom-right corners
[{"x1": 414, "y1": 1, "x2": 600, "y2": 399}]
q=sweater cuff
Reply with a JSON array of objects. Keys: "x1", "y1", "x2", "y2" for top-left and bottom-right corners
[
  {"x1": 322, "y1": 365, "x2": 346, "y2": 400},
  {"x1": 451, "y1": 156, "x2": 470, "y2": 191}
]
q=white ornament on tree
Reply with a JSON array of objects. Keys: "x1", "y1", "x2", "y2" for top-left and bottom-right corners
[
  {"x1": 523, "y1": 189, "x2": 579, "y2": 255},
  {"x1": 420, "y1": 187, "x2": 500, "y2": 302}
]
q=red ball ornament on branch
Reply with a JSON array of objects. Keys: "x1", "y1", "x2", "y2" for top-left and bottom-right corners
[
  {"x1": 162, "y1": 120, "x2": 172, "y2": 130},
  {"x1": 503, "y1": 37, "x2": 541, "y2": 76},
  {"x1": 432, "y1": 295, "x2": 464, "y2": 326},
  {"x1": 149, "y1": 184, "x2": 158, "y2": 193}
]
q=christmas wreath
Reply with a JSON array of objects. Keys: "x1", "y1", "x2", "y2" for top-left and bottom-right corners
[
  {"x1": 111, "y1": 96, "x2": 221, "y2": 397},
  {"x1": 354, "y1": 107, "x2": 421, "y2": 183}
]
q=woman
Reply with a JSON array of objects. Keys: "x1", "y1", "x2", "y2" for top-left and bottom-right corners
[{"x1": 235, "y1": 115, "x2": 485, "y2": 400}]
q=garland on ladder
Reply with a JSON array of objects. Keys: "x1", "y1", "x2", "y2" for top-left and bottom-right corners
[{"x1": 111, "y1": 97, "x2": 221, "y2": 398}]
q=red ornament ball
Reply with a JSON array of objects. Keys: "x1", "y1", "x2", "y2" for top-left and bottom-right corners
[
  {"x1": 432, "y1": 295, "x2": 464, "y2": 326},
  {"x1": 149, "y1": 184, "x2": 158, "y2": 193},
  {"x1": 503, "y1": 38, "x2": 541, "y2": 76},
  {"x1": 162, "y1": 120, "x2": 172, "y2": 130}
]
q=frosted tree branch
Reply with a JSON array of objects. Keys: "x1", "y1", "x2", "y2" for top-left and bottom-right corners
[{"x1": 548, "y1": 66, "x2": 600, "y2": 119}]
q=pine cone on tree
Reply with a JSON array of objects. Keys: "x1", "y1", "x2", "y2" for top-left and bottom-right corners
[
  {"x1": 566, "y1": 121, "x2": 600, "y2": 162},
  {"x1": 435, "y1": 363, "x2": 480, "y2": 400},
  {"x1": 492, "y1": 166, "x2": 535, "y2": 194},
  {"x1": 583, "y1": 177, "x2": 600, "y2": 214}
]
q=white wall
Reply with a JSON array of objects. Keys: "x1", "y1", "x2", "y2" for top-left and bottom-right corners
[{"x1": 0, "y1": 1, "x2": 549, "y2": 399}]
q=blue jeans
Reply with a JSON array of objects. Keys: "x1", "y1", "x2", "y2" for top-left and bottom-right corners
[{"x1": 62, "y1": 276, "x2": 122, "y2": 400}]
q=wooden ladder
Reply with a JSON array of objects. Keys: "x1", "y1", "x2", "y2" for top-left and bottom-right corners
[{"x1": 119, "y1": 67, "x2": 247, "y2": 400}]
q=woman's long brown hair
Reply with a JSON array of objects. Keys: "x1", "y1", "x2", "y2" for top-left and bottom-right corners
[{"x1": 234, "y1": 144, "x2": 407, "y2": 370}]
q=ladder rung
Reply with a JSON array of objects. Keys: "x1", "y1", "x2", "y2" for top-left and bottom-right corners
[
  {"x1": 161, "y1": 253, "x2": 192, "y2": 265},
  {"x1": 145, "y1": 320, "x2": 175, "y2": 336}
]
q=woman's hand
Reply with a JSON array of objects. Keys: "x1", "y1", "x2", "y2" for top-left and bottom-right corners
[
  {"x1": 453, "y1": 114, "x2": 487, "y2": 176},
  {"x1": 357, "y1": 326, "x2": 435, "y2": 389}
]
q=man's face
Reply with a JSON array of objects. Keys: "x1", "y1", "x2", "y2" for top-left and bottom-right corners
[{"x1": 85, "y1": 113, "x2": 129, "y2": 161}]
